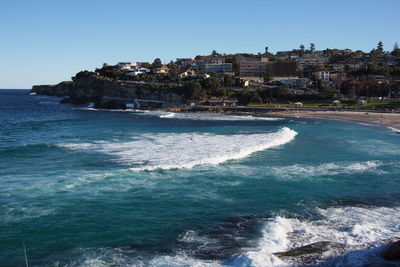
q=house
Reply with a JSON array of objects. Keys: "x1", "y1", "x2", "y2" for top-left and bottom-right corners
[
  {"x1": 125, "y1": 67, "x2": 151, "y2": 76},
  {"x1": 155, "y1": 65, "x2": 169, "y2": 74},
  {"x1": 116, "y1": 62, "x2": 138, "y2": 70},
  {"x1": 196, "y1": 73, "x2": 211, "y2": 79},
  {"x1": 332, "y1": 100, "x2": 341, "y2": 106},
  {"x1": 178, "y1": 70, "x2": 196, "y2": 78},
  {"x1": 294, "y1": 102, "x2": 303, "y2": 107}
]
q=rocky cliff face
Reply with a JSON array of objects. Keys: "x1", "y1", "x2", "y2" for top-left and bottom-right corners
[
  {"x1": 31, "y1": 73, "x2": 183, "y2": 106},
  {"x1": 31, "y1": 82, "x2": 72, "y2": 97}
]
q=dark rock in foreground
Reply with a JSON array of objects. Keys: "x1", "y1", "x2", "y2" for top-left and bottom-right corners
[
  {"x1": 383, "y1": 241, "x2": 400, "y2": 261},
  {"x1": 274, "y1": 241, "x2": 350, "y2": 265}
]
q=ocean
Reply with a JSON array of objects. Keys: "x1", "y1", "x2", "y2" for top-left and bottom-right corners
[{"x1": 1, "y1": 89, "x2": 399, "y2": 267}]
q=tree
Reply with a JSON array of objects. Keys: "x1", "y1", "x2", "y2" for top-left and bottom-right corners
[
  {"x1": 377, "y1": 41, "x2": 384, "y2": 53},
  {"x1": 394, "y1": 42, "x2": 399, "y2": 51},
  {"x1": 212, "y1": 50, "x2": 218, "y2": 56},
  {"x1": 310, "y1": 43, "x2": 316, "y2": 52},
  {"x1": 300, "y1": 44, "x2": 305, "y2": 52},
  {"x1": 183, "y1": 82, "x2": 205, "y2": 100},
  {"x1": 392, "y1": 42, "x2": 400, "y2": 56},
  {"x1": 265, "y1": 46, "x2": 269, "y2": 53},
  {"x1": 152, "y1": 58, "x2": 162, "y2": 68}
]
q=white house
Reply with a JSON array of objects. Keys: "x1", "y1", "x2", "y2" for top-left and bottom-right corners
[
  {"x1": 116, "y1": 62, "x2": 138, "y2": 70},
  {"x1": 125, "y1": 67, "x2": 151, "y2": 76},
  {"x1": 155, "y1": 65, "x2": 169, "y2": 74},
  {"x1": 294, "y1": 102, "x2": 303, "y2": 107},
  {"x1": 178, "y1": 69, "x2": 196, "y2": 78}
]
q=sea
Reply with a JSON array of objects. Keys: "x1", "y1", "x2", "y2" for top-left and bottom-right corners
[{"x1": 1, "y1": 89, "x2": 400, "y2": 267}]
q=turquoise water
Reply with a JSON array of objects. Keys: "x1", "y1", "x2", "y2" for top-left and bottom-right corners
[{"x1": 1, "y1": 90, "x2": 400, "y2": 267}]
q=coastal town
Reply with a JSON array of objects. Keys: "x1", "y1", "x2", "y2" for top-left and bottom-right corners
[{"x1": 32, "y1": 42, "x2": 400, "y2": 111}]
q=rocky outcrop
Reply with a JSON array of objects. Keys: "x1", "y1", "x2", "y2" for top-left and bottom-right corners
[
  {"x1": 274, "y1": 241, "x2": 350, "y2": 265},
  {"x1": 383, "y1": 241, "x2": 400, "y2": 261},
  {"x1": 31, "y1": 81, "x2": 72, "y2": 97},
  {"x1": 31, "y1": 72, "x2": 183, "y2": 107}
]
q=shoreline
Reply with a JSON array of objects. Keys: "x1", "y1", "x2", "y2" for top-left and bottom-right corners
[
  {"x1": 267, "y1": 109, "x2": 400, "y2": 131},
  {"x1": 28, "y1": 92, "x2": 400, "y2": 131},
  {"x1": 166, "y1": 105, "x2": 400, "y2": 131}
]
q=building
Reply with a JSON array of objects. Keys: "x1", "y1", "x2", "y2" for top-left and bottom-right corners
[
  {"x1": 125, "y1": 67, "x2": 151, "y2": 76},
  {"x1": 238, "y1": 61, "x2": 269, "y2": 77},
  {"x1": 155, "y1": 65, "x2": 169, "y2": 74},
  {"x1": 314, "y1": 71, "x2": 330, "y2": 82},
  {"x1": 268, "y1": 61, "x2": 298, "y2": 79},
  {"x1": 204, "y1": 63, "x2": 233, "y2": 73},
  {"x1": 280, "y1": 78, "x2": 309, "y2": 88},
  {"x1": 330, "y1": 72, "x2": 347, "y2": 85},
  {"x1": 294, "y1": 102, "x2": 303, "y2": 107},
  {"x1": 205, "y1": 98, "x2": 238, "y2": 107},
  {"x1": 116, "y1": 62, "x2": 138, "y2": 70},
  {"x1": 178, "y1": 69, "x2": 196, "y2": 78},
  {"x1": 190, "y1": 60, "x2": 204, "y2": 70},
  {"x1": 238, "y1": 60, "x2": 297, "y2": 80}
]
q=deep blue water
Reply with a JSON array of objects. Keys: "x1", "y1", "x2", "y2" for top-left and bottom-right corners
[{"x1": 1, "y1": 90, "x2": 400, "y2": 267}]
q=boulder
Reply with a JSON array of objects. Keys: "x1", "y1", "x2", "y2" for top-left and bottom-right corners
[
  {"x1": 383, "y1": 241, "x2": 400, "y2": 261},
  {"x1": 274, "y1": 241, "x2": 346, "y2": 257}
]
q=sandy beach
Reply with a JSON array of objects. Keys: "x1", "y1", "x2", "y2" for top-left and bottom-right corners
[{"x1": 268, "y1": 110, "x2": 400, "y2": 130}]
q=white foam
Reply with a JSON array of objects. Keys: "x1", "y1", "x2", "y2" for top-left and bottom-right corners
[
  {"x1": 387, "y1": 126, "x2": 400, "y2": 133},
  {"x1": 269, "y1": 161, "x2": 384, "y2": 180},
  {"x1": 159, "y1": 112, "x2": 176, "y2": 118},
  {"x1": 67, "y1": 247, "x2": 223, "y2": 267},
  {"x1": 60, "y1": 127, "x2": 297, "y2": 171},
  {"x1": 63, "y1": 205, "x2": 400, "y2": 267},
  {"x1": 1, "y1": 205, "x2": 57, "y2": 223},
  {"x1": 139, "y1": 111, "x2": 283, "y2": 121},
  {"x1": 244, "y1": 205, "x2": 400, "y2": 266},
  {"x1": 245, "y1": 217, "x2": 292, "y2": 267}
]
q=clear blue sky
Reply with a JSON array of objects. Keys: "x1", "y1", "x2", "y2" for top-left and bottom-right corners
[{"x1": 1, "y1": 0, "x2": 399, "y2": 89}]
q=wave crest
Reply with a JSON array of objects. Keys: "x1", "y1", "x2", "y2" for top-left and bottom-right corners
[{"x1": 59, "y1": 127, "x2": 297, "y2": 171}]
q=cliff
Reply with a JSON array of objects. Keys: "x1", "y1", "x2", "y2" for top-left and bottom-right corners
[
  {"x1": 31, "y1": 81, "x2": 72, "y2": 97},
  {"x1": 31, "y1": 72, "x2": 183, "y2": 107}
]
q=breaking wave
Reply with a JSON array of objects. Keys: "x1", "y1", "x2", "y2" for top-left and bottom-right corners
[
  {"x1": 59, "y1": 127, "x2": 297, "y2": 171},
  {"x1": 243, "y1": 205, "x2": 400, "y2": 267},
  {"x1": 63, "y1": 205, "x2": 400, "y2": 267},
  {"x1": 387, "y1": 126, "x2": 400, "y2": 133},
  {"x1": 138, "y1": 111, "x2": 284, "y2": 121}
]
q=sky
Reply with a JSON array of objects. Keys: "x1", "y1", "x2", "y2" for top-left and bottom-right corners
[{"x1": 0, "y1": 0, "x2": 399, "y2": 89}]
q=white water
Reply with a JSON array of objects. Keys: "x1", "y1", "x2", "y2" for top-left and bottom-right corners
[
  {"x1": 60, "y1": 127, "x2": 297, "y2": 171},
  {"x1": 243, "y1": 205, "x2": 400, "y2": 267},
  {"x1": 65, "y1": 204, "x2": 400, "y2": 267},
  {"x1": 269, "y1": 161, "x2": 384, "y2": 180},
  {"x1": 387, "y1": 126, "x2": 400, "y2": 133},
  {"x1": 137, "y1": 111, "x2": 284, "y2": 121}
]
